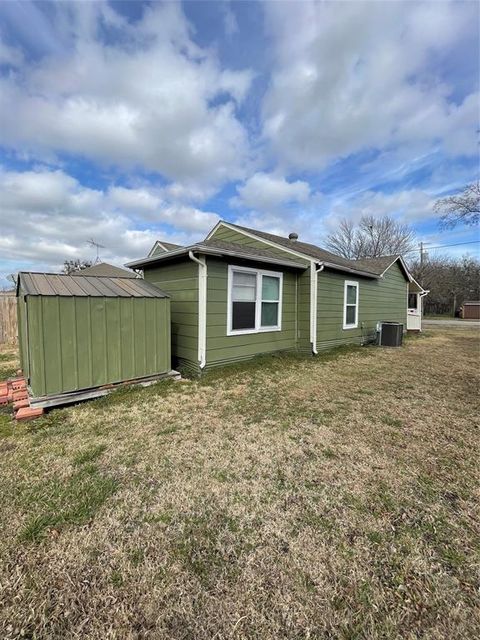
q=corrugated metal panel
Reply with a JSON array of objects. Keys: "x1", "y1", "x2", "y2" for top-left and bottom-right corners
[
  {"x1": 23, "y1": 295, "x2": 171, "y2": 397},
  {"x1": 19, "y1": 272, "x2": 169, "y2": 298}
]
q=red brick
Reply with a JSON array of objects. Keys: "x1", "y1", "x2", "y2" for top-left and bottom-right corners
[
  {"x1": 0, "y1": 396, "x2": 9, "y2": 406},
  {"x1": 12, "y1": 389, "x2": 28, "y2": 402},
  {"x1": 15, "y1": 407, "x2": 44, "y2": 421},
  {"x1": 11, "y1": 380, "x2": 26, "y2": 391},
  {"x1": 14, "y1": 398, "x2": 30, "y2": 410}
]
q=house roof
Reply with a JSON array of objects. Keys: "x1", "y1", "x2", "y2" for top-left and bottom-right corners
[
  {"x1": 18, "y1": 272, "x2": 168, "y2": 298},
  {"x1": 207, "y1": 221, "x2": 392, "y2": 278},
  {"x1": 159, "y1": 241, "x2": 183, "y2": 251},
  {"x1": 352, "y1": 255, "x2": 404, "y2": 276},
  {"x1": 148, "y1": 240, "x2": 184, "y2": 257},
  {"x1": 223, "y1": 221, "x2": 371, "y2": 272},
  {"x1": 73, "y1": 262, "x2": 138, "y2": 278},
  {"x1": 126, "y1": 239, "x2": 308, "y2": 270},
  {"x1": 127, "y1": 220, "x2": 414, "y2": 281}
]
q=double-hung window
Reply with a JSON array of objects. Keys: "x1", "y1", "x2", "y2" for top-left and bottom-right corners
[
  {"x1": 343, "y1": 280, "x2": 359, "y2": 329},
  {"x1": 228, "y1": 266, "x2": 282, "y2": 335}
]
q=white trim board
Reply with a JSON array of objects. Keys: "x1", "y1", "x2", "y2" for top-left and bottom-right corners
[{"x1": 197, "y1": 255, "x2": 207, "y2": 368}]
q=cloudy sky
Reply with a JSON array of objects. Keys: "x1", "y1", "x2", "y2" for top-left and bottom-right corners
[{"x1": 0, "y1": 0, "x2": 478, "y2": 286}]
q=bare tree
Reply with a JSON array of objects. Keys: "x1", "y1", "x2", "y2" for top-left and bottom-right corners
[
  {"x1": 326, "y1": 215, "x2": 416, "y2": 259},
  {"x1": 434, "y1": 181, "x2": 480, "y2": 228},
  {"x1": 63, "y1": 259, "x2": 93, "y2": 274}
]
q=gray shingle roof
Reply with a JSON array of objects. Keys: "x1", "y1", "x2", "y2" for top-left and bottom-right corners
[
  {"x1": 73, "y1": 262, "x2": 138, "y2": 278},
  {"x1": 199, "y1": 238, "x2": 307, "y2": 265},
  {"x1": 351, "y1": 255, "x2": 401, "y2": 275},
  {"x1": 126, "y1": 240, "x2": 308, "y2": 269},
  {"x1": 18, "y1": 272, "x2": 168, "y2": 298},
  {"x1": 223, "y1": 222, "x2": 379, "y2": 274},
  {"x1": 160, "y1": 241, "x2": 183, "y2": 251}
]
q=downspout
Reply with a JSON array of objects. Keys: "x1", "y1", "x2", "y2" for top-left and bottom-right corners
[
  {"x1": 188, "y1": 251, "x2": 207, "y2": 369},
  {"x1": 311, "y1": 263, "x2": 325, "y2": 355}
]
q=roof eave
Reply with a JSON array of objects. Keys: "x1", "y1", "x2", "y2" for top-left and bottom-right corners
[
  {"x1": 378, "y1": 255, "x2": 412, "y2": 281},
  {"x1": 126, "y1": 245, "x2": 307, "y2": 270},
  {"x1": 322, "y1": 261, "x2": 379, "y2": 278}
]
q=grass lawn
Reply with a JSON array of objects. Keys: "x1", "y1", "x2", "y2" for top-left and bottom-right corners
[{"x1": 0, "y1": 329, "x2": 479, "y2": 639}]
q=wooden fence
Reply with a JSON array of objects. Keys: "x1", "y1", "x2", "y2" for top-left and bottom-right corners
[{"x1": 0, "y1": 294, "x2": 17, "y2": 344}]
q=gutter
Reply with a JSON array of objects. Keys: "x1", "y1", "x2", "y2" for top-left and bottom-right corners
[
  {"x1": 188, "y1": 251, "x2": 207, "y2": 369},
  {"x1": 311, "y1": 263, "x2": 325, "y2": 355}
]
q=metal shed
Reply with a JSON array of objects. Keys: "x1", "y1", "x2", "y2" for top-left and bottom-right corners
[
  {"x1": 17, "y1": 272, "x2": 171, "y2": 399},
  {"x1": 461, "y1": 301, "x2": 480, "y2": 320}
]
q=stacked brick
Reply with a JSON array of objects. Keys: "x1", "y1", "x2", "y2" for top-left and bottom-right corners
[{"x1": 0, "y1": 374, "x2": 44, "y2": 421}]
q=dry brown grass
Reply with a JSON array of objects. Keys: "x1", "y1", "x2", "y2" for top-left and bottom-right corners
[{"x1": 0, "y1": 329, "x2": 479, "y2": 639}]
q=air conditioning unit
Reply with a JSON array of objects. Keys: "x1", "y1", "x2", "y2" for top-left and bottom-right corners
[{"x1": 379, "y1": 322, "x2": 404, "y2": 347}]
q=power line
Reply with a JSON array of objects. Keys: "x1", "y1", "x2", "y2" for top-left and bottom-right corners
[{"x1": 403, "y1": 240, "x2": 480, "y2": 255}]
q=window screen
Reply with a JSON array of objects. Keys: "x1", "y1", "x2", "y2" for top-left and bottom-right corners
[
  {"x1": 231, "y1": 271, "x2": 256, "y2": 330},
  {"x1": 408, "y1": 293, "x2": 418, "y2": 309},
  {"x1": 261, "y1": 275, "x2": 280, "y2": 327},
  {"x1": 344, "y1": 282, "x2": 358, "y2": 328}
]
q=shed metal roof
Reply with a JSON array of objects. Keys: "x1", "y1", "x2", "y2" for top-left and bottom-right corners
[{"x1": 18, "y1": 272, "x2": 169, "y2": 298}]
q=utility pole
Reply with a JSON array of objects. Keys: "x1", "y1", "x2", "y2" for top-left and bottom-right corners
[{"x1": 420, "y1": 241, "x2": 424, "y2": 266}]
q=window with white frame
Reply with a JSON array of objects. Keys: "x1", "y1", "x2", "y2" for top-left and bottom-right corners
[
  {"x1": 343, "y1": 280, "x2": 359, "y2": 329},
  {"x1": 228, "y1": 266, "x2": 282, "y2": 335}
]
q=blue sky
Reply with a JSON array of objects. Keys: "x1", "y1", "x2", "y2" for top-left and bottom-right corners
[{"x1": 0, "y1": 0, "x2": 478, "y2": 286}]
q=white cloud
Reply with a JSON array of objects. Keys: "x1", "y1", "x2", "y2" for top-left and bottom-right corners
[
  {"x1": 322, "y1": 189, "x2": 436, "y2": 235},
  {"x1": 262, "y1": 1, "x2": 478, "y2": 171},
  {"x1": 0, "y1": 37, "x2": 23, "y2": 66},
  {"x1": 0, "y1": 2, "x2": 254, "y2": 187},
  {"x1": 222, "y1": 2, "x2": 239, "y2": 38},
  {"x1": 232, "y1": 172, "x2": 311, "y2": 212},
  {"x1": 0, "y1": 167, "x2": 219, "y2": 283}
]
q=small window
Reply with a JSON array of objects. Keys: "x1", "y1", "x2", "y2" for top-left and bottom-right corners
[
  {"x1": 228, "y1": 266, "x2": 282, "y2": 335},
  {"x1": 408, "y1": 293, "x2": 418, "y2": 310},
  {"x1": 343, "y1": 280, "x2": 359, "y2": 329}
]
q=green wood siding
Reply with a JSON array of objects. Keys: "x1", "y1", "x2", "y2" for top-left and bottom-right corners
[
  {"x1": 208, "y1": 224, "x2": 312, "y2": 355},
  {"x1": 205, "y1": 257, "x2": 298, "y2": 369},
  {"x1": 210, "y1": 224, "x2": 310, "y2": 265},
  {"x1": 21, "y1": 293, "x2": 170, "y2": 398},
  {"x1": 317, "y1": 262, "x2": 408, "y2": 350},
  {"x1": 143, "y1": 259, "x2": 199, "y2": 373}
]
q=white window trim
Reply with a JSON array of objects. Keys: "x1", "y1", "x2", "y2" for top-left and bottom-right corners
[
  {"x1": 343, "y1": 280, "x2": 359, "y2": 330},
  {"x1": 227, "y1": 265, "x2": 283, "y2": 336}
]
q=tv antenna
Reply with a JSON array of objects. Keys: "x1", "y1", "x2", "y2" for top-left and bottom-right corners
[{"x1": 87, "y1": 238, "x2": 106, "y2": 263}]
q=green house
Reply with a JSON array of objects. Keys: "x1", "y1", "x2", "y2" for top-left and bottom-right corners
[{"x1": 127, "y1": 221, "x2": 426, "y2": 374}]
